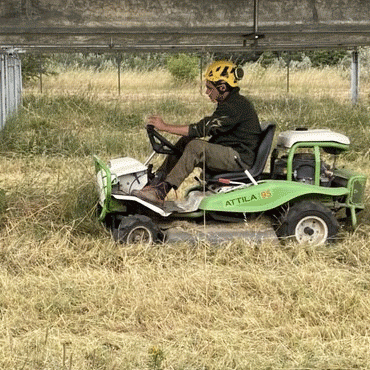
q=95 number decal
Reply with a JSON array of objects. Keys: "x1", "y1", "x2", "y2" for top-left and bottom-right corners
[{"x1": 260, "y1": 190, "x2": 272, "y2": 199}]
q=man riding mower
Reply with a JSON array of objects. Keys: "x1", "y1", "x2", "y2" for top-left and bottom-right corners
[
  {"x1": 94, "y1": 61, "x2": 367, "y2": 245},
  {"x1": 132, "y1": 60, "x2": 261, "y2": 206}
]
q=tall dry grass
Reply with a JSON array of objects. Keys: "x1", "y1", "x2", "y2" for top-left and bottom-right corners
[
  {"x1": 31, "y1": 63, "x2": 370, "y2": 102},
  {"x1": 0, "y1": 65, "x2": 370, "y2": 369}
]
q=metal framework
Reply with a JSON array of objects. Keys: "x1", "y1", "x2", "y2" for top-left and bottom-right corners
[
  {"x1": 1, "y1": 26, "x2": 370, "y2": 54},
  {"x1": 0, "y1": 0, "x2": 369, "y2": 106},
  {"x1": 1, "y1": 0, "x2": 370, "y2": 53}
]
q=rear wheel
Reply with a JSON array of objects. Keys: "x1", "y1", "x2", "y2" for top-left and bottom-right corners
[
  {"x1": 277, "y1": 201, "x2": 339, "y2": 245},
  {"x1": 115, "y1": 215, "x2": 163, "y2": 245}
]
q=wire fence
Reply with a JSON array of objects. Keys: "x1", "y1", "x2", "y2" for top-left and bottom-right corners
[{"x1": 0, "y1": 53, "x2": 22, "y2": 130}]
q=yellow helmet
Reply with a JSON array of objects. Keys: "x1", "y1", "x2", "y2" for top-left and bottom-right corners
[{"x1": 204, "y1": 60, "x2": 244, "y2": 87}]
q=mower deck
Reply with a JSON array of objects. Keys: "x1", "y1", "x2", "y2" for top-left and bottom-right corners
[{"x1": 164, "y1": 219, "x2": 278, "y2": 245}]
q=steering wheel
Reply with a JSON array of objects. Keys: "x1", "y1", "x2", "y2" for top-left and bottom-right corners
[{"x1": 146, "y1": 125, "x2": 182, "y2": 156}]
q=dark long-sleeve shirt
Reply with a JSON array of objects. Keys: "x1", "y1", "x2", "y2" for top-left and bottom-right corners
[{"x1": 188, "y1": 87, "x2": 261, "y2": 167}]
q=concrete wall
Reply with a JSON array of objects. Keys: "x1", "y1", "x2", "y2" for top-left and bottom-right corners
[{"x1": 1, "y1": 0, "x2": 370, "y2": 27}]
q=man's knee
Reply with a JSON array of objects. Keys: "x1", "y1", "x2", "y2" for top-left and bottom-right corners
[
  {"x1": 175, "y1": 136, "x2": 194, "y2": 150},
  {"x1": 184, "y1": 139, "x2": 205, "y2": 155}
]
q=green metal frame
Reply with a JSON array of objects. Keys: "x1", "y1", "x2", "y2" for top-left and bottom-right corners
[{"x1": 285, "y1": 141, "x2": 350, "y2": 185}]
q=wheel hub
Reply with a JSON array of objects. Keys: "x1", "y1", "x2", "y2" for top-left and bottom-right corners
[
  {"x1": 295, "y1": 216, "x2": 328, "y2": 245},
  {"x1": 126, "y1": 226, "x2": 153, "y2": 244},
  {"x1": 303, "y1": 226, "x2": 314, "y2": 236}
]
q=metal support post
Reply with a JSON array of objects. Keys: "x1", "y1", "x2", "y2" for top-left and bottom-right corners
[
  {"x1": 0, "y1": 55, "x2": 6, "y2": 129},
  {"x1": 253, "y1": 0, "x2": 259, "y2": 46},
  {"x1": 351, "y1": 49, "x2": 359, "y2": 105},
  {"x1": 199, "y1": 54, "x2": 203, "y2": 95},
  {"x1": 39, "y1": 57, "x2": 43, "y2": 93},
  {"x1": 117, "y1": 54, "x2": 121, "y2": 95},
  {"x1": 0, "y1": 50, "x2": 23, "y2": 129}
]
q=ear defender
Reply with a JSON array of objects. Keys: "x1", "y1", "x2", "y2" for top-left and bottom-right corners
[
  {"x1": 218, "y1": 84, "x2": 227, "y2": 93},
  {"x1": 234, "y1": 66, "x2": 244, "y2": 81}
]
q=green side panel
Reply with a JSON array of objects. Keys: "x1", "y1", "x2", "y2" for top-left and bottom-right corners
[
  {"x1": 93, "y1": 155, "x2": 126, "y2": 221},
  {"x1": 350, "y1": 177, "x2": 367, "y2": 205},
  {"x1": 332, "y1": 168, "x2": 367, "y2": 207},
  {"x1": 93, "y1": 156, "x2": 111, "y2": 221},
  {"x1": 198, "y1": 180, "x2": 349, "y2": 213},
  {"x1": 346, "y1": 174, "x2": 367, "y2": 208}
]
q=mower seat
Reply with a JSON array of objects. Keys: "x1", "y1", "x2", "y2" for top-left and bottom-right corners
[{"x1": 206, "y1": 122, "x2": 276, "y2": 184}]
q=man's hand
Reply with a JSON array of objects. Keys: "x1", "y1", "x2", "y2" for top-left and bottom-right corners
[
  {"x1": 147, "y1": 115, "x2": 168, "y2": 131},
  {"x1": 146, "y1": 115, "x2": 190, "y2": 137}
]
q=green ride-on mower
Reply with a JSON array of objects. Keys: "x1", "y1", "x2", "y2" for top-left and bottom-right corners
[{"x1": 94, "y1": 123, "x2": 367, "y2": 246}]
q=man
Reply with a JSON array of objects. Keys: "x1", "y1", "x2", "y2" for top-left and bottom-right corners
[{"x1": 132, "y1": 60, "x2": 262, "y2": 205}]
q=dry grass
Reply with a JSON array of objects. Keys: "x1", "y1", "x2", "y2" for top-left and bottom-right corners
[
  {"x1": 1, "y1": 65, "x2": 370, "y2": 369},
  {"x1": 2, "y1": 237, "x2": 370, "y2": 369},
  {"x1": 243, "y1": 64, "x2": 354, "y2": 101},
  {"x1": 31, "y1": 64, "x2": 370, "y2": 103}
]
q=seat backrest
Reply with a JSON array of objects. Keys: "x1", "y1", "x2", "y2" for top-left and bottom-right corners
[
  {"x1": 249, "y1": 122, "x2": 276, "y2": 177},
  {"x1": 205, "y1": 122, "x2": 276, "y2": 184}
]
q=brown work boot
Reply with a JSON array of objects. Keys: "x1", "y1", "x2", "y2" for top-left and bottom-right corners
[{"x1": 131, "y1": 182, "x2": 171, "y2": 206}]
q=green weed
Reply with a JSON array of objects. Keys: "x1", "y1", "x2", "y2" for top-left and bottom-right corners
[
  {"x1": 148, "y1": 346, "x2": 165, "y2": 370},
  {"x1": 166, "y1": 53, "x2": 199, "y2": 83}
]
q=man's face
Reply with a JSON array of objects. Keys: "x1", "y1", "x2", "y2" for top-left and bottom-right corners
[{"x1": 205, "y1": 81, "x2": 220, "y2": 103}]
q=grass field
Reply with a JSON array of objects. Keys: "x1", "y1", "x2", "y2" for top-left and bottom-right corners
[{"x1": 0, "y1": 64, "x2": 370, "y2": 369}]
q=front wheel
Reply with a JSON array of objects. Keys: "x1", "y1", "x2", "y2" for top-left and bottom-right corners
[
  {"x1": 276, "y1": 201, "x2": 339, "y2": 245},
  {"x1": 114, "y1": 215, "x2": 164, "y2": 245}
]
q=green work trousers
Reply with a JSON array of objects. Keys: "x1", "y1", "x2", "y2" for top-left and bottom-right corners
[{"x1": 158, "y1": 136, "x2": 244, "y2": 189}]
